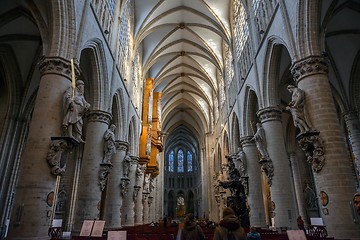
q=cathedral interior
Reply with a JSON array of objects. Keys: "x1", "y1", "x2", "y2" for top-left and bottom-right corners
[{"x1": 1, "y1": 0, "x2": 360, "y2": 239}]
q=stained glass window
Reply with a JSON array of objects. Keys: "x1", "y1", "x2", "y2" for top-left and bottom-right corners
[
  {"x1": 169, "y1": 150, "x2": 174, "y2": 172},
  {"x1": 177, "y1": 149, "x2": 184, "y2": 172},
  {"x1": 187, "y1": 151, "x2": 193, "y2": 172}
]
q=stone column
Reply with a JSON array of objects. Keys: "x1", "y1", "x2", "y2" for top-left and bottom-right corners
[
  {"x1": 104, "y1": 140, "x2": 128, "y2": 229},
  {"x1": 257, "y1": 107, "x2": 298, "y2": 230},
  {"x1": 74, "y1": 110, "x2": 112, "y2": 231},
  {"x1": 134, "y1": 164, "x2": 146, "y2": 225},
  {"x1": 148, "y1": 177, "x2": 157, "y2": 222},
  {"x1": 291, "y1": 56, "x2": 360, "y2": 238},
  {"x1": 344, "y1": 111, "x2": 360, "y2": 187},
  {"x1": 9, "y1": 57, "x2": 73, "y2": 239},
  {"x1": 121, "y1": 156, "x2": 138, "y2": 226},
  {"x1": 142, "y1": 193, "x2": 150, "y2": 224},
  {"x1": 241, "y1": 136, "x2": 267, "y2": 228},
  {"x1": 288, "y1": 152, "x2": 307, "y2": 226},
  {"x1": 148, "y1": 196, "x2": 155, "y2": 222}
]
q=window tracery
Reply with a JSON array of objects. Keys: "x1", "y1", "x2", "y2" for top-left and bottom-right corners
[
  {"x1": 187, "y1": 151, "x2": 193, "y2": 172},
  {"x1": 118, "y1": 0, "x2": 133, "y2": 80},
  {"x1": 177, "y1": 149, "x2": 184, "y2": 172},
  {"x1": 169, "y1": 150, "x2": 174, "y2": 172},
  {"x1": 233, "y1": 0, "x2": 249, "y2": 62}
]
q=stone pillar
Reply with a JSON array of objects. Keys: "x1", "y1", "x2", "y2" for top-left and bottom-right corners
[
  {"x1": 142, "y1": 193, "x2": 150, "y2": 224},
  {"x1": 288, "y1": 152, "x2": 307, "y2": 226},
  {"x1": 291, "y1": 56, "x2": 360, "y2": 238},
  {"x1": 104, "y1": 140, "x2": 128, "y2": 229},
  {"x1": 134, "y1": 164, "x2": 146, "y2": 225},
  {"x1": 241, "y1": 136, "x2": 267, "y2": 228},
  {"x1": 121, "y1": 156, "x2": 138, "y2": 226},
  {"x1": 9, "y1": 57, "x2": 73, "y2": 239},
  {"x1": 257, "y1": 107, "x2": 298, "y2": 230},
  {"x1": 344, "y1": 111, "x2": 360, "y2": 187},
  {"x1": 74, "y1": 110, "x2": 112, "y2": 231},
  {"x1": 148, "y1": 196, "x2": 155, "y2": 222}
]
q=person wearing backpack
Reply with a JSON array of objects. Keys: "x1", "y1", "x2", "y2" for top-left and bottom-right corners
[{"x1": 213, "y1": 207, "x2": 246, "y2": 240}]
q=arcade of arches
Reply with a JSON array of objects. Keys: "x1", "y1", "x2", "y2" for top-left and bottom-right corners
[{"x1": 1, "y1": 0, "x2": 360, "y2": 239}]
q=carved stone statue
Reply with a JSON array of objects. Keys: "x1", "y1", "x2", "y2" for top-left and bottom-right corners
[
  {"x1": 149, "y1": 177, "x2": 155, "y2": 193},
  {"x1": 123, "y1": 154, "x2": 131, "y2": 178},
  {"x1": 46, "y1": 140, "x2": 69, "y2": 175},
  {"x1": 135, "y1": 164, "x2": 146, "y2": 186},
  {"x1": 62, "y1": 80, "x2": 90, "y2": 143},
  {"x1": 286, "y1": 84, "x2": 312, "y2": 133},
  {"x1": 143, "y1": 173, "x2": 151, "y2": 193},
  {"x1": 234, "y1": 147, "x2": 247, "y2": 177},
  {"x1": 103, "y1": 124, "x2": 116, "y2": 163},
  {"x1": 120, "y1": 178, "x2": 130, "y2": 197},
  {"x1": 252, "y1": 122, "x2": 270, "y2": 160}
]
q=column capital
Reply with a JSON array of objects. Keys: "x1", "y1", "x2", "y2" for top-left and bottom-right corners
[
  {"x1": 38, "y1": 56, "x2": 80, "y2": 79},
  {"x1": 86, "y1": 110, "x2": 112, "y2": 124},
  {"x1": 291, "y1": 56, "x2": 328, "y2": 83},
  {"x1": 257, "y1": 107, "x2": 282, "y2": 123},
  {"x1": 130, "y1": 155, "x2": 140, "y2": 165},
  {"x1": 240, "y1": 136, "x2": 255, "y2": 147},
  {"x1": 115, "y1": 140, "x2": 129, "y2": 151}
]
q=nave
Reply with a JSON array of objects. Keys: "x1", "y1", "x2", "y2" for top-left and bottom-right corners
[{"x1": 1, "y1": 0, "x2": 360, "y2": 239}]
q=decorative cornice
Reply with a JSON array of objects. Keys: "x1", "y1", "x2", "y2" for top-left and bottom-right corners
[
  {"x1": 38, "y1": 56, "x2": 80, "y2": 79},
  {"x1": 257, "y1": 107, "x2": 282, "y2": 123},
  {"x1": 85, "y1": 110, "x2": 112, "y2": 124},
  {"x1": 115, "y1": 140, "x2": 129, "y2": 151},
  {"x1": 291, "y1": 56, "x2": 328, "y2": 82}
]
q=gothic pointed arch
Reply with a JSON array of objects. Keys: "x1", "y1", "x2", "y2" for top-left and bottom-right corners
[
  {"x1": 231, "y1": 112, "x2": 241, "y2": 153},
  {"x1": 263, "y1": 38, "x2": 292, "y2": 108},
  {"x1": 80, "y1": 39, "x2": 109, "y2": 110},
  {"x1": 113, "y1": 88, "x2": 127, "y2": 140},
  {"x1": 242, "y1": 85, "x2": 259, "y2": 136}
]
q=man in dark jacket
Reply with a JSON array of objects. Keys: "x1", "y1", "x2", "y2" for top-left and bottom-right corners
[
  {"x1": 180, "y1": 213, "x2": 205, "y2": 240},
  {"x1": 213, "y1": 207, "x2": 246, "y2": 240}
]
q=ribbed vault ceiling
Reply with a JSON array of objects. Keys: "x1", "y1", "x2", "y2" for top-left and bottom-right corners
[{"x1": 134, "y1": 0, "x2": 231, "y2": 140}]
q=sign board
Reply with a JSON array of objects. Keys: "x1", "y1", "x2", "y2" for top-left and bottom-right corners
[
  {"x1": 52, "y1": 219, "x2": 63, "y2": 227},
  {"x1": 107, "y1": 231, "x2": 127, "y2": 240},
  {"x1": 80, "y1": 220, "x2": 95, "y2": 236},
  {"x1": 62, "y1": 232, "x2": 71, "y2": 239},
  {"x1": 310, "y1": 217, "x2": 324, "y2": 226},
  {"x1": 91, "y1": 220, "x2": 105, "y2": 237},
  {"x1": 286, "y1": 230, "x2": 307, "y2": 240}
]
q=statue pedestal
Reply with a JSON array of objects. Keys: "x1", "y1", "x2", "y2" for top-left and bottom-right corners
[
  {"x1": 46, "y1": 136, "x2": 79, "y2": 176},
  {"x1": 296, "y1": 131, "x2": 325, "y2": 172}
]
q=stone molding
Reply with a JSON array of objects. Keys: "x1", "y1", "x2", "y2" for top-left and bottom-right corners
[
  {"x1": 85, "y1": 110, "x2": 112, "y2": 124},
  {"x1": 39, "y1": 56, "x2": 80, "y2": 79},
  {"x1": 257, "y1": 107, "x2": 282, "y2": 123},
  {"x1": 291, "y1": 56, "x2": 328, "y2": 82}
]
